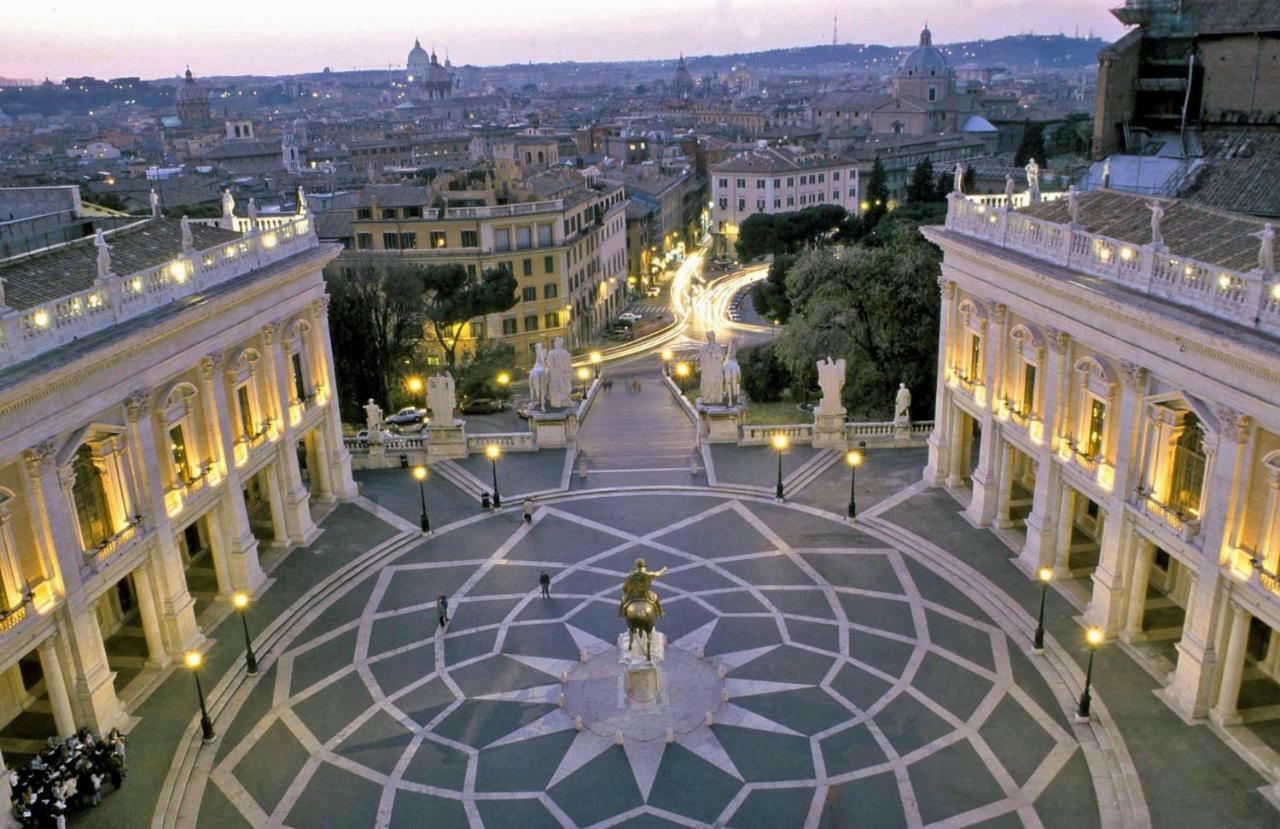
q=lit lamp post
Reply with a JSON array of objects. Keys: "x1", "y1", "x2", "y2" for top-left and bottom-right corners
[
  {"x1": 496, "y1": 371, "x2": 511, "y2": 391},
  {"x1": 231, "y1": 592, "x2": 258, "y2": 675},
  {"x1": 772, "y1": 433, "x2": 789, "y2": 501},
  {"x1": 589, "y1": 351, "x2": 603, "y2": 379},
  {"x1": 675, "y1": 362, "x2": 690, "y2": 395},
  {"x1": 845, "y1": 445, "x2": 863, "y2": 519},
  {"x1": 406, "y1": 376, "x2": 424, "y2": 408},
  {"x1": 413, "y1": 465, "x2": 431, "y2": 533},
  {"x1": 485, "y1": 444, "x2": 502, "y2": 508},
  {"x1": 660, "y1": 348, "x2": 674, "y2": 376},
  {"x1": 576, "y1": 366, "x2": 591, "y2": 397},
  {"x1": 184, "y1": 651, "x2": 216, "y2": 742},
  {"x1": 1033, "y1": 566, "x2": 1053, "y2": 653},
  {"x1": 1077, "y1": 626, "x2": 1104, "y2": 720}
]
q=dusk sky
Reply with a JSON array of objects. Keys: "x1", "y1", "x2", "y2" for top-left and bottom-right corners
[{"x1": 3, "y1": 0, "x2": 1125, "y2": 81}]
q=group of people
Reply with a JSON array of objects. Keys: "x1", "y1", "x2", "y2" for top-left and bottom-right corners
[{"x1": 10, "y1": 728, "x2": 127, "y2": 827}]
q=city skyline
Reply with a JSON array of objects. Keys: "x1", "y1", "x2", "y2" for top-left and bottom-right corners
[{"x1": 5, "y1": 0, "x2": 1123, "y2": 81}]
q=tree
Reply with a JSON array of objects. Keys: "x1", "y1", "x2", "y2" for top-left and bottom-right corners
[
  {"x1": 163, "y1": 202, "x2": 221, "y2": 219},
  {"x1": 775, "y1": 221, "x2": 942, "y2": 419},
  {"x1": 748, "y1": 253, "x2": 797, "y2": 324},
  {"x1": 79, "y1": 186, "x2": 127, "y2": 212},
  {"x1": 457, "y1": 340, "x2": 517, "y2": 403},
  {"x1": 417, "y1": 263, "x2": 519, "y2": 369},
  {"x1": 1014, "y1": 121, "x2": 1047, "y2": 168},
  {"x1": 1047, "y1": 114, "x2": 1092, "y2": 158},
  {"x1": 324, "y1": 265, "x2": 428, "y2": 422},
  {"x1": 735, "y1": 204, "x2": 847, "y2": 261},
  {"x1": 739, "y1": 343, "x2": 791, "y2": 403},
  {"x1": 905, "y1": 157, "x2": 938, "y2": 204},
  {"x1": 862, "y1": 158, "x2": 890, "y2": 229}
]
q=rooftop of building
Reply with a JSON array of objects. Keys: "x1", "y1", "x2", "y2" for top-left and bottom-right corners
[
  {"x1": 0, "y1": 218, "x2": 239, "y2": 311},
  {"x1": 712, "y1": 146, "x2": 853, "y2": 174}
]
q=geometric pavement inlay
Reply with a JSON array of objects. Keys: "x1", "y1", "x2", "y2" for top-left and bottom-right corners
[{"x1": 199, "y1": 493, "x2": 1098, "y2": 828}]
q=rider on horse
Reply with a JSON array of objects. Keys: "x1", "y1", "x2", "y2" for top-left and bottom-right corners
[{"x1": 619, "y1": 558, "x2": 667, "y2": 617}]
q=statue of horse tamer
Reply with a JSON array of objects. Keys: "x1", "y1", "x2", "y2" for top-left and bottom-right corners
[{"x1": 619, "y1": 559, "x2": 667, "y2": 660}]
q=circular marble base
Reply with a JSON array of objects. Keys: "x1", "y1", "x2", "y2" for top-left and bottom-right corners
[{"x1": 564, "y1": 646, "x2": 724, "y2": 741}]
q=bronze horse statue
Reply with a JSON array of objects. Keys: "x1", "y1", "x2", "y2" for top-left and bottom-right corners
[{"x1": 620, "y1": 559, "x2": 667, "y2": 661}]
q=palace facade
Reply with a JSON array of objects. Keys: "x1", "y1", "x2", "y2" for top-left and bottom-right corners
[
  {"x1": 924, "y1": 188, "x2": 1280, "y2": 724},
  {"x1": 0, "y1": 188, "x2": 354, "y2": 762}
]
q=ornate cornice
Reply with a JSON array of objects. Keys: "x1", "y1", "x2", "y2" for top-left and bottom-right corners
[{"x1": 25, "y1": 440, "x2": 58, "y2": 475}]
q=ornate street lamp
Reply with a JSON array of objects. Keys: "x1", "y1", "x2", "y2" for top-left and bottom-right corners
[
  {"x1": 231, "y1": 592, "x2": 258, "y2": 675},
  {"x1": 413, "y1": 465, "x2": 431, "y2": 533},
  {"x1": 1033, "y1": 566, "x2": 1053, "y2": 653},
  {"x1": 184, "y1": 651, "x2": 216, "y2": 742},
  {"x1": 589, "y1": 351, "x2": 603, "y2": 379},
  {"x1": 576, "y1": 366, "x2": 591, "y2": 397},
  {"x1": 485, "y1": 444, "x2": 502, "y2": 508},
  {"x1": 406, "y1": 376, "x2": 424, "y2": 408},
  {"x1": 675, "y1": 362, "x2": 690, "y2": 394},
  {"x1": 845, "y1": 445, "x2": 864, "y2": 519},
  {"x1": 1077, "y1": 627, "x2": 1104, "y2": 720},
  {"x1": 660, "y1": 348, "x2": 674, "y2": 376},
  {"x1": 772, "y1": 433, "x2": 789, "y2": 500}
]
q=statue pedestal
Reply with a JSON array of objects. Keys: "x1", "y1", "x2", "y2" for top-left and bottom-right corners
[
  {"x1": 426, "y1": 422, "x2": 467, "y2": 459},
  {"x1": 894, "y1": 415, "x2": 912, "y2": 440},
  {"x1": 697, "y1": 402, "x2": 746, "y2": 444},
  {"x1": 617, "y1": 632, "x2": 666, "y2": 705},
  {"x1": 813, "y1": 410, "x2": 847, "y2": 450},
  {"x1": 530, "y1": 409, "x2": 578, "y2": 448}
]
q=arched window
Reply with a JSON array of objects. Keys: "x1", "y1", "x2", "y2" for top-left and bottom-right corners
[
  {"x1": 1169, "y1": 413, "x2": 1206, "y2": 516},
  {"x1": 72, "y1": 444, "x2": 112, "y2": 549}
]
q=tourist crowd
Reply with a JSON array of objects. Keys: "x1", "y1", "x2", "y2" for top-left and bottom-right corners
[{"x1": 9, "y1": 728, "x2": 126, "y2": 827}]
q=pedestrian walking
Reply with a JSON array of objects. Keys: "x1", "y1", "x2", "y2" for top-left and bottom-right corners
[
  {"x1": 437, "y1": 593, "x2": 449, "y2": 627},
  {"x1": 523, "y1": 498, "x2": 534, "y2": 523},
  {"x1": 539, "y1": 571, "x2": 551, "y2": 598}
]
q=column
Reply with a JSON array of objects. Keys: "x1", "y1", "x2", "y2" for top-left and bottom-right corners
[
  {"x1": 924, "y1": 279, "x2": 956, "y2": 485},
  {"x1": 1051, "y1": 485, "x2": 1076, "y2": 575},
  {"x1": 125, "y1": 392, "x2": 204, "y2": 658},
  {"x1": 264, "y1": 462, "x2": 290, "y2": 547},
  {"x1": 264, "y1": 324, "x2": 319, "y2": 546},
  {"x1": 946, "y1": 410, "x2": 968, "y2": 488},
  {"x1": 1019, "y1": 333, "x2": 1067, "y2": 571},
  {"x1": 1210, "y1": 605, "x2": 1251, "y2": 726},
  {"x1": 0, "y1": 498, "x2": 26, "y2": 609},
  {"x1": 965, "y1": 424, "x2": 1002, "y2": 527},
  {"x1": 130, "y1": 561, "x2": 168, "y2": 669},
  {"x1": 1169, "y1": 569, "x2": 1223, "y2": 719},
  {"x1": 22, "y1": 442, "x2": 84, "y2": 598},
  {"x1": 57, "y1": 606, "x2": 126, "y2": 734},
  {"x1": 36, "y1": 639, "x2": 75, "y2": 739},
  {"x1": 994, "y1": 445, "x2": 1016, "y2": 529},
  {"x1": 1121, "y1": 540, "x2": 1154, "y2": 642},
  {"x1": 200, "y1": 510, "x2": 233, "y2": 597},
  {"x1": 1086, "y1": 365, "x2": 1148, "y2": 633},
  {"x1": 307, "y1": 430, "x2": 334, "y2": 503},
  {"x1": 312, "y1": 297, "x2": 358, "y2": 500}
]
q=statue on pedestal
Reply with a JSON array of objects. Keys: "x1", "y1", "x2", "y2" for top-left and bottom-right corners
[
  {"x1": 296, "y1": 185, "x2": 308, "y2": 215},
  {"x1": 1067, "y1": 186, "x2": 1081, "y2": 227},
  {"x1": 953, "y1": 163, "x2": 966, "y2": 195},
  {"x1": 94, "y1": 229, "x2": 112, "y2": 282},
  {"x1": 221, "y1": 189, "x2": 235, "y2": 220},
  {"x1": 699, "y1": 331, "x2": 726, "y2": 406},
  {"x1": 546, "y1": 336, "x2": 573, "y2": 409},
  {"x1": 620, "y1": 558, "x2": 667, "y2": 660},
  {"x1": 1254, "y1": 223, "x2": 1276, "y2": 274},
  {"x1": 1149, "y1": 201, "x2": 1165, "y2": 249},
  {"x1": 180, "y1": 216, "x2": 194, "y2": 253},
  {"x1": 815, "y1": 356, "x2": 846, "y2": 415},
  {"x1": 723, "y1": 337, "x2": 741, "y2": 406},
  {"x1": 149, "y1": 188, "x2": 161, "y2": 218},
  {"x1": 247, "y1": 198, "x2": 258, "y2": 224},
  {"x1": 529, "y1": 343, "x2": 549, "y2": 411},
  {"x1": 427, "y1": 373, "x2": 456, "y2": 424},
  {"x1": 363, "y1": 399, "x2": 383, "y2": 431},
  {"x1": 1025, "y1": 158, "x2": 1041, "y2": 192},
  {"x1": 1003, "y1": 175, "x2": 1015, "y2": 206},
  {"x1": 895, "y1": 383, "x2": 912, "y2": 424}
]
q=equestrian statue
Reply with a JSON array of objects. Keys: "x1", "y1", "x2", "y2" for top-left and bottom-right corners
[{"x1": 619, "y1": 558, "x2": 667, "y2": 660}]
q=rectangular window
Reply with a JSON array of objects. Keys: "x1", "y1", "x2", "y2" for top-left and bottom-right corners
[
  {"x1": 756, "y1": 179, "x2": 765, "y2": 189},
  {"x1": 544, "y1": 311, "x2": 559, "y2": 329},
  {"x1": 736, "y1": 178, "x2": 745, "y2": 188},
  {"x1": 538, "y1": 223, "x2": 553, "y2": 247},
  {"x1": 400, "y1": 232, "x2": 417, "y2": 249},
  {"x1": 404, "y1": 205, "x2": 422, "y2": 218},
  {"x1": 756, "y1": 199, "x2": 765, "y2": 210},
  {"x1": 429, "y1": 231, "x2": 446, "y2": 249},
  {"x1": 356, "y1": 208, "x2": 372, "y2": 220},
  {"x1": 774, "y1": 199, "x2": 781, "y2": 208},
  {"x1": 969, "y1": 335, "x2": 981, "y2": 379},
  {"x1": 502, "y1": 318, "x2": 517, "y2": 335},
  {"x1": 833, "y1": 170, "x2": 841, "y2": 181},
  {"x1": 381, "y1": 208, "x2": 396, "y2": 219},
  {"x1": 461, "y1": 229, "x2": 478, "y2": 247},
  {"x1": 544, "y1": 283, "x2": 558, "y2": 298},
  {"x1": 1021, "y1": 364, "x2": 1037, "y2": 414},
  {"x1": 718, "y1": 197, "x2": 727, "y2": 209},
  {"x1": 818, "y1": 173, "x2": 825, "y2": 183},
  {"x1": 737, "y1": 199, "x2": 745, "y2": 211},
  {"x1": 524, "y1": 315, "x2": 539, "y2": 332},
  {"x1": 291, "y1": 352, "x2": 307, "y2": 401},
  {"x1": 544, "y1": 255, "x2": 555, "y2": 273},
  {"x1": 495, "y1": 228, "x2": 511, "y2": 251},
  {"x1": 522, "y1": 286, "x2": 537, "y2": 301},
  {"x1": 517, "y1": 226, "x2": 533, "y2": 249},
  {"x1": 786, "y1": 197, "x2": 794, "y2": 206},
  {"x1": 236, "y1": 385, "x2": 254, "y2": 439},
  {"x1": 382, "y1": 232, "x2": 399, "y2": 250},
  {"x1": 356, "y1": 232, "x2": 372, "y2": 250},
  {"x1": 773, "y1": 178, "x2": 781, "y2": 187},
  {"x1": 787, "y1": 177, "x2": 794, "y2": 186},
  {"x1": 170, "y1": 425, "x2": 191, "y2": 483},
  {"x1": 1085, "y1": 399, "x2": 1107, "y2": 457},
  {"x1": 470, "y1": 321, "x2": 486, "y2": 339},
  {"x1": 466, "y1": 264, "x2": 477, "y2": 278},
  {"x1": 520, "y1": 258, "x2": 532, "y2": 276},
  {"x1": 718, "y1": 177, "x2": 728, "y2": 188}
]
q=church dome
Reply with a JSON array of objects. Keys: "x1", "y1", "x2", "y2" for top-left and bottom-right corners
[
  {"x1": 426, "y1": 51, "x2": 450, "y2": 84},
  {"x1": 176, "y1": 67, "x2": 205, "y2": 104},
  {"x1": 898, "y1": 26, "x2": 953, "y2": 79},
  {"x1": 407, "y1": 39, "x2": 430, "y2": 79}
]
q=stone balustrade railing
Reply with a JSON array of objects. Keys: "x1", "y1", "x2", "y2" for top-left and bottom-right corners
[
  {"x1": 0, "y1": 216, "x2": 318, "y2": 369},
  {"x1": 740, "y1": 420, "x2": 934, "y2": 446},
  {"x1": 963, "y1": 191, "x2": 1068, "y2": 210},
  {"x1": 946, "y1": 195, "x2": 1280, "y2": 337},
  {"x1": 189, "y1": 215, "x2": 301, "y2": 233},
  {"x1": 466, "y1": 432, "x2": 538, "y2": 452}
]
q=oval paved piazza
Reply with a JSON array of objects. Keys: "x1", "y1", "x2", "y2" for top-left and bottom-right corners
[{"x1": 193, "y1": 492, "x2": 1108, "y2": 828}]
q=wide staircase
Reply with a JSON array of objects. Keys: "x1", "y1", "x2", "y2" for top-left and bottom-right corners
[{"x1": 575, "y1": 365, "x2": 701, "y2": 488}]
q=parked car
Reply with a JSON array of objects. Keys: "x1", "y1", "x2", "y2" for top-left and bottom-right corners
[
  {"x1": 645, "y1": 286, "x2": 661, "y2": 297},
  {"x1": 385, "y1": 407, "x2": 428, "y2": 430},
  {"x1": 354, "y1": 428, "x2": 393, "y2": 441},
  {"x1": 515, "y1": 401, "x2": 537, "y2": 419},
  {"x1": 618, "y1": 311, "x2": 643, "y2": 323},
  {"x1": 460, "y1": 397, "x2": 507, "y2": 415}
]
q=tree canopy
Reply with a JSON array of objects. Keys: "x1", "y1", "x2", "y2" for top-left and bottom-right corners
[
  {"x1": 418, "y1": 263, "x2": 518, "y2": 368},
  {"x1": 905, "y1": 157, "x2": 938, "y2": 205},
  {"x1": 735, "y1": 204, "x2": 847, "y2": 261},
  {"x1": 1014, "y1": 122, "x2": 1048, "y2": 168}
]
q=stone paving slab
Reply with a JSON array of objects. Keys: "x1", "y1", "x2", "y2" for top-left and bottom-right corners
[{"x1": 710, "y1": 443, "x2": 821, "y2": 488}]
